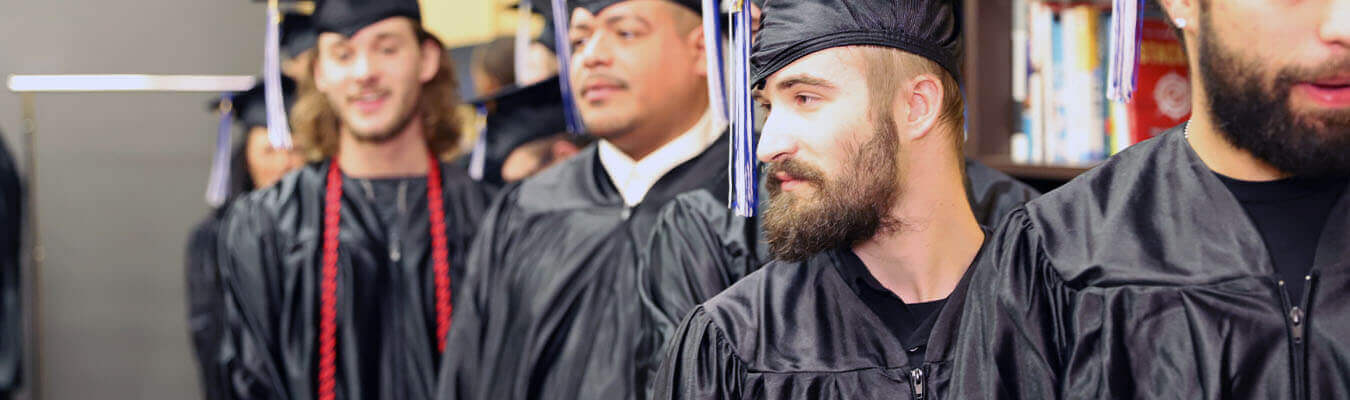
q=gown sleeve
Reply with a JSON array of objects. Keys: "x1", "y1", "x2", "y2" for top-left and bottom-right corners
[
  {"x1": 216, "y1": 196, "x2": 291, "y2": 400},
  {"x1": 638, "y1": 191, "x2": 759, "y2": 396},
  {"x1": 949, "y1": 208, "x2": 1073, "y2": 399},
  {"x1": 185, "y1": 215, "x2": 232, "y2": 400},
  {"x1": 651, "y1": 307, "x2": 746, "y2": 400},
  {"x1": 0, "y1": 138, "x2": 21, "y2": 396},
  {"x1": 435, "y1": 186, "x2": 521, "y2": 400}
]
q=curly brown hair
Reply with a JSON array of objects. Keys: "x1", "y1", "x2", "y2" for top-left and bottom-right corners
[{"x1": 290, "y1": 28, "x2": 465, "y2": 162}]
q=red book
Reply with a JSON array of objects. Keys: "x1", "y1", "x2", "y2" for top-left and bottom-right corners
[{"x1": 1123, "y1": 18, "x2": 1192, "y2": 145}]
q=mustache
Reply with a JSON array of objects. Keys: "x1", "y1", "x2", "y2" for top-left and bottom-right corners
[
  {"x1": 1278, "y1": 57, "x2": 1350, "y2": 86},
  {"x1": 764, "y1": 159, "x2": 825, "y2": 187},
  {"x1": 577, "y1": 73, "x2": 629, "y2": 89}
]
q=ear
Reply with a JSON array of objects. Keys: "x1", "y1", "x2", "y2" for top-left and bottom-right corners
[
  {"x1": 552, "y1": 139, "x2": 582, "y2": 161},
  {"x1": 418, "y1": 39, "x2": 442, "y2": 84},
  {"x1": 898, "y1": 74, "x2": 944, "y2": 142},
  {"x1": 687, "y1": 24, "x2": 708, "y2": 78},
  {"x1": 1157, "y1": 0, "x2": 1200, "y2": 36}
]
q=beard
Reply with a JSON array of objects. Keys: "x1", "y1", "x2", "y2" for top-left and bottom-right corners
[
  {"x1": 1198, "y1": 14, "x2": 1350, "y2": 178},
  {"x1": 761, "y1": 113, "x2": 902, "y2": 262}
]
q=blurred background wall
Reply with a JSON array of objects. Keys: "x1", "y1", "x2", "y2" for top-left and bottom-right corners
[{"x1": 0, "y1": 0, "x2": 525, "y2": 398}]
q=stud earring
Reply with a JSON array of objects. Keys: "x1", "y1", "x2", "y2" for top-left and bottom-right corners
[{"x1": 1174, "y1": 18, "x2": 1188, "y2": 28}]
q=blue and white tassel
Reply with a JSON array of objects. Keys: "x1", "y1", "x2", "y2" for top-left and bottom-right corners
[
  {"x1": 1107, "y1": 0, "x2": 1144, "y2": 102},
  {"x1": 702, "y1": 0, "x2": 729, "y2": 127},
  {"x1": 728, "y1": 0, "x2": 757, "y2": 217},
  {"x1": 549, "y1": 0, "x2": 586, "y2": 134},
  {"x1": 205, "y1": 94, "x2": 234, "y2": 208},
  {"x1": 263, "y1": 0, "x2": 293, "y2": 149}
]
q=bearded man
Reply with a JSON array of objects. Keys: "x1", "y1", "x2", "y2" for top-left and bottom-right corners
[
  {"x1": 949, "y1": 0, "x2": 1350, "y2": 398},
  {"x1": 650, "y1": 0, "x2": 992, "y2": 398}
]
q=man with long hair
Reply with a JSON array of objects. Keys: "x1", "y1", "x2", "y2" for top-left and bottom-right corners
[
  {"x1": 216, "y1": 1, "x2": 494, "y2": 399},
  {"x1": 950, "y1": 0, "x2": 1350, "y2": 398}
]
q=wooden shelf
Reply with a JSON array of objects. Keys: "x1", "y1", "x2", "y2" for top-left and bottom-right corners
[{"x1": 978, "y1": 156, "x2": 1095, "y2": 181}]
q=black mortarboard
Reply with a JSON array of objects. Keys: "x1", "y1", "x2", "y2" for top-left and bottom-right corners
[
  {"x1": 567, "y1": 0, "x2": 701, "y2": 15},
  {"x1": 225, "y1": 78, "x2": 297, "y2": 129},
  {"x1": 312, "y1": 0, "x2": 422, "y2": 38},
  {"x1": 281, "y1": 12, "x2": 318, "y2": 58},
  {"x1": 467, "y1": 76, "x2": 569, "y2": 185},
  {"x1": 751, "y1": 0, "x2": 963, "y2": 86},
  {"x1": 204, "y1": 78, "x2": 296, "y2": 206}
]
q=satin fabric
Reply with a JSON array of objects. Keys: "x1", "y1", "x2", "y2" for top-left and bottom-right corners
[
  {"x1": 651, "y1": 247, "x2": 980, "y2": 400},
  {"x1": 0, "y1": 138, "x2": 21, "y2": 400},
  {"x1": 217, "y1": 161, "x2": 494, "y2": 400},
  {"x1": 187, "y1": 211, "x2": 232, "y2": 400},
  {"x1": 950, "y1": 127, "x2": 1350, "y2": 399},
  {"x1": 644, "y1": 158, "x2": 1034, "y2": 400},
  {"x1": 435, "y1": 135, "x2": 729, "y2": 400}
]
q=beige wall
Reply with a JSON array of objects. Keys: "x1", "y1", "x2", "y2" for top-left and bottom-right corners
[{"x1": 425, "y1": 0, "x2": 544, "y2": 47}]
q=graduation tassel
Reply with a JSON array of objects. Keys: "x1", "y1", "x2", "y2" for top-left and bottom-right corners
[
  {"x1": 702, "y1": 0, "x2": 729, "y2": 128},
  {"x1": 205, "y1": 95, "x2": 234, "y2": 208},
  {"x1": 1107, "y1": 0, "x2": 1144, "y2": 102},
  {"x1": 263, "y1": 0, "x2": 294, "y2": 149},
  {"x1": 549, "y1": 0, "x2": 586, "y2": 134},
  {"x1": 728, "y1": 0, "x2": 757, "y2": 217},
  {"x1": 467, "y1": 104, "x2": 489, "y2": 181}
]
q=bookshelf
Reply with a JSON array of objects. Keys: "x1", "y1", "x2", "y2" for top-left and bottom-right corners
[
  {"x1": 962, "y1": 0, "x2": 1189, "y2": 186},
  {"x1": 963, "y1": 0, "x2": 1097, "y2": 184}
]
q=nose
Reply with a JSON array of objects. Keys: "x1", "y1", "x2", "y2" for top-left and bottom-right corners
[
  {"x1": 756, "y1": 108, "x2": 798, "y2": 163},
  {"x1": 1324, "y1": 0, "x2": 1350, "y2": 49},
  {"x1": 577, "y1": 32, "x2": 614, "y2": 70},
  {"x1": 351, "y1": 52, "x2": 377, "y2": 85}
]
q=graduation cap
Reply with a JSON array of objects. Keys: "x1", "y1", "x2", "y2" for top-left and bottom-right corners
[
  {"x1": 204, "y1": 78, "x2": 297, "y2": 207},
  {"x1": 751, "y1": 0, "x2": 963, "y2": 86},
  {"x1": 569, "y1": 0, "x2": 701, "y2": 15},
  {"x1": 466, "y1": 76, "x2": 570, "y2": 185},
  {"x1": 281, "y1": 12, "x2": 318, "y2": 59},
  {"x1": 311, "y1": 0, "x2": 421, "y2": 38}
]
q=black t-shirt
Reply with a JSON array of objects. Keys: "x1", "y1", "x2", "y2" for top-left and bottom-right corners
[
  {"x1": 834, "y1": 248, "x2": 947, "y2": 368},
  {"x1": 1216, "y1": 173, "x2": 1349, "y2": 302}
]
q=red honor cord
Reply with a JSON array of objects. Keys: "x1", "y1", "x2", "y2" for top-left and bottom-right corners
[{"x1": 318, "y1": 154, "x2": 453, "y2": 400}]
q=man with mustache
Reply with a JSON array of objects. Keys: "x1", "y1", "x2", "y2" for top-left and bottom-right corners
[
  {"x1": 949, "y1": 0, "x2": 1350, "y2": 398},
  {"x1": 435, "y1": 0, "x2": 739, "y2": 399},
  {"x1": 651, "y1": 0, "x2": 1002, "y2": 397},
  {"x1": 215, "y1": 0, "x2": 494, "y2": 398}
]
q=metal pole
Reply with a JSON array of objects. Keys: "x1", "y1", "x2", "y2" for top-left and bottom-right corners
[{"x1": 19, "y1": 94, "x2": 42, "y2": 400}]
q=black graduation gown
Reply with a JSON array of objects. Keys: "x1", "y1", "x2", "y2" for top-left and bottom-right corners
[
  {"x1": 436, "y1": 135, "x2": 730, "y2": 400},
  {"x1": 187, "y1": 209, "x2": 231, "y2": 400},
  {"x1": 217, "y1": 161, "x2": 495, "y2": 400},
  {"x1": 650, "y1": 246, "x2": 978, "y2": 400},
  {"x1": 0, "y1": 138, "x2": 20, "y2": 399},
  {"x1": 635, "y1": 157, "x2": 1037, "y2": 398},
  {"x1": 964, "y1": 158, "x2": 1042, "y2": 228},
  {"x1": 949, "y1": 127, "x2": 1350, "y2": 399}
]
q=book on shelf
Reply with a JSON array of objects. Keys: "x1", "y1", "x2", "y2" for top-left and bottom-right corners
[{"x1": 1009, "y1": 0, "x2": 1191, "y2": 166}]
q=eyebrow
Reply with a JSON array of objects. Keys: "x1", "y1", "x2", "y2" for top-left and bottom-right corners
[
  {"x1": 753, "y1": 74, "x2": 836, "y2": 101},
  {"x1": 604, "y1": 13, "x2": 651, "y2": 29},
  {"x1": 775, "y1": 75, "x2": 835, "y2": 91}
]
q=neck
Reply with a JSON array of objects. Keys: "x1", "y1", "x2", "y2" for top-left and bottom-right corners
[
  {"x1": 336, "y1": 115, "x2": 432, "y2": 178},
  {"x1": 607, "y1": 100, "x2": 709, "y2": 161},
  {"x1": 852, "y1": 142, "x2": 984, "y2": 304}
]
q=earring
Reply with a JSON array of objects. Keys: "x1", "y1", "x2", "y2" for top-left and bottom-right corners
[{"x1": 1174, "y1": 18, "x2": 1188, "y2": 28}]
